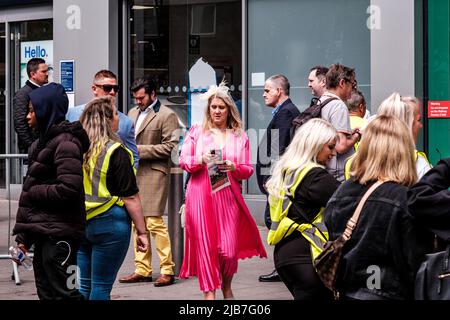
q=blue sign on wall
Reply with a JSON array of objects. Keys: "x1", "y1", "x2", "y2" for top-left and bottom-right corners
[{"x1": 60, "y1": 60, "x2": 74, "y2": 93}]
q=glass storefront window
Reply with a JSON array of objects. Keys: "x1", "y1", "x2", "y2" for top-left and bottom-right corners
[
  {"x1": 247, "y1": 0, "x2": 370, "y2": 194},
  {"x1": 129, "y1": 0, "x2": 242, "y2": 130}
]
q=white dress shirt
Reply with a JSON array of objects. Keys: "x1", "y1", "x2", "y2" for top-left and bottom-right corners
[{"x1": 135, "y1": 99, "x2": 158, "y2": 137}]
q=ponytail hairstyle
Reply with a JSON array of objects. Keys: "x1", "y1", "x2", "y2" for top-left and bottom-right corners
[{"x1": 80, "y1": 96, "x2": 121, "y2": 174}]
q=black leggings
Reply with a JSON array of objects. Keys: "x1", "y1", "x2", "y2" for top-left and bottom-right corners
[{"x1": 276, "y1": 263, "x2": 332, "y2": 300}]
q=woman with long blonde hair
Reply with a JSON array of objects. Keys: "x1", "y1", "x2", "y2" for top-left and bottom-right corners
[
  {"x1": 179, "y1": 81, "x2": 267, "y2": 300},
  {"x1": 377, "y1": 92, "x2": 431, "y2": 179},
  {"x1": 77, "y1": 96, "x2": 149, "y2": 300},
  {"x1": 324, "y1": 115, "x2": 424, "y2": 300},
  {"x1": 266, "y1": 118, "x2": 340, "y2": 300}
]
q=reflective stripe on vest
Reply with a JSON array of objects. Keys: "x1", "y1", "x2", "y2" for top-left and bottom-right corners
[
  {"x1": 84, "y1": 141, "x2": 134, "y2": 221},
  {"x1": 267, "y1": 163, "x2": 329, "y2": 261}
]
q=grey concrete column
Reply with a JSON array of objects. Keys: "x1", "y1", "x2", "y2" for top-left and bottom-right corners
[
  {"x1": 370, "y1": 0, "x2": 416, "y2": 112},
  {"x1": 53, "y1": 0, "x2": 119, "y2": 105}
]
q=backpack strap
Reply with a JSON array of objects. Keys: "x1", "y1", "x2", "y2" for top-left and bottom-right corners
[
  {"x1": 318, "y1": 97, "x2": 338, "y2": 110},
  {"x1": 289, "y1": 97, "x2": 338, "y2": 139}
]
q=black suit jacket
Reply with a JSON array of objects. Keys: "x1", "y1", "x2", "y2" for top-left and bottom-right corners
[{"x1": 256, "y1": 98, "x2": 300, "y2": 194}]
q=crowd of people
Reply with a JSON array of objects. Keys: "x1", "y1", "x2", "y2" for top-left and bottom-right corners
[{"x1": 10, "y1": 57, "x2": 449, "y2": 301}]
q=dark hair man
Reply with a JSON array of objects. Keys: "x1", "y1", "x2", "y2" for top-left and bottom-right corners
[
  {"x1": 308, "y1": 66, "x2": 328, "y2": 99},
  {"x1": 119, "y1": 77, "x2": 179, "y2": 287}
]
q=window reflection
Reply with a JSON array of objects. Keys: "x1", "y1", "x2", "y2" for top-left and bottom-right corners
[{"x1": 130, "y1": 0, "x2": 242, "y2": 130}]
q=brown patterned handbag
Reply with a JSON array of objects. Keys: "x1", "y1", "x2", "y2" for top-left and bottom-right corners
[{"x1": 314, "y1": 181, "x2": 384, "y2": 299}]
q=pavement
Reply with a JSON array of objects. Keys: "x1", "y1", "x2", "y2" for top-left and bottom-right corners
[{"x1": 0, "y1": 186, "x2": 291, "y2": 300}]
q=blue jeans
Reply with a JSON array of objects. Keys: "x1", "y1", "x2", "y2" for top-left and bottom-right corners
[{"x1": 77, "y1": 205, "x2": 131, "y2": 300}]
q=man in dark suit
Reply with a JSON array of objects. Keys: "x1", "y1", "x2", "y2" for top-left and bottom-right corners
[{"x1": 256, "y1": 74, "x2": 300, "y2": 282}]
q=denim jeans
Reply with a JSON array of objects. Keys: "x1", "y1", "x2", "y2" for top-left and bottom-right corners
[{"x1": 77, "y1": 205, "x2": 131, "y2": 300}]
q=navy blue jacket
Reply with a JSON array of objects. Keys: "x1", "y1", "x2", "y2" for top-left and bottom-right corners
[
  {"x1": 408, "y1": 158, "x2": 450, "y2": 243},
  {"x1": 13, "y1": 80, "x2": 39, "y2": 153},
  {"x1": 256, "y1": 98, "x2": 300, "y2": 194}
]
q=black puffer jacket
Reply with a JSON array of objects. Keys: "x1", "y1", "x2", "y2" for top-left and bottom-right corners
[
  {"x1": 13, "y1": 80, "x2": 39, "y2": 153},
  {"x1": 13, "y1": 83, "x2": 90, "y2": 247},
  {"x1": 323, "y1": 180, "x2": 426, "y2": 300}
]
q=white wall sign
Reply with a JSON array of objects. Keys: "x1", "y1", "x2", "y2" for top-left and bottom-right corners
[
  {"x1": 251, "y1": 72, "x2": 265, "y2": 87},
  {"x1": 20, "y1": 40, "x2": 54, "y2": 87}
]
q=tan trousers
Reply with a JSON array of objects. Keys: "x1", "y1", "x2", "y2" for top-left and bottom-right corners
[{"x1": 133, "y1": 216, "x2": 175, "y2": 276}]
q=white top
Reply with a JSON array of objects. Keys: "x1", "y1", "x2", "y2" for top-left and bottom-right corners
[
  {"x1": 135, "y1": 99, "x2": 158, "y2": 136},
  {"x1": 416, "y1": 152, "x2": 432, "y2": 180}
]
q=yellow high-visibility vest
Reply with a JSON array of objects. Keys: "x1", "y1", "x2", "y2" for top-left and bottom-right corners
[
  {"x1": 414, "y1": 150, "x2": 430, "y2": 164},
  {"x1": 83, "y1": 141, "x2": 134, "y2": 221},
  {"x1": 267, "y1": 163, "x2": 328, "y2": 261}
]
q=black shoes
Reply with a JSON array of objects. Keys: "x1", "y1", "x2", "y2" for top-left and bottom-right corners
[{"x1": 258, "y1": 269, "x2": 281, "y2": 282}]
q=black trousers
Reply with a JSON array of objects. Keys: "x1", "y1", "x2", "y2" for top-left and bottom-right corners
[
  {"x1": 33, "y1": 236, "x2": 84, "y2": 300},
  {"x1": 276, "y1": 263, "x2": 332, "y2": 300},
  {"x1": 264, "y1": 201, "x2": 271, "y2": 230}
]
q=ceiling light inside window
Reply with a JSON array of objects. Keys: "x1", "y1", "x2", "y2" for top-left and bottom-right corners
[{"x1": 132, "y1": 5, "x2": 154, "y2": 10}]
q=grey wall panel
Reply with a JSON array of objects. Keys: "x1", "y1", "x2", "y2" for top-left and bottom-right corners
[
  {"x1": 371, "y1": 0, "x2": 415, "y2": 112},
  {"x1": 53, "y1": 0, "x2": 119, "y2": 105}
]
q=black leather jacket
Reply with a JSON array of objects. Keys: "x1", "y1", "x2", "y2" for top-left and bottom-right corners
[
  {"x1": 13, "y1": 80, "x2": 39, "y2": 153},
  {"x1": 408, "y1": 158, "x2": 450, "y2": 243},
  {"x1": 323, "y1": 180, "x2": 426, "y2": 300}
]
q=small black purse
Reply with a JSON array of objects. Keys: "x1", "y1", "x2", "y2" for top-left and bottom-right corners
[{"x1": 415, "y1": 243, "x2": 450, "y2": 300}]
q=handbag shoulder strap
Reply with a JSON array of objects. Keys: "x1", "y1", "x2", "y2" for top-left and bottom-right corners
[{"x1": 342, "y1": 181, "x2": 384, "y2": 240}]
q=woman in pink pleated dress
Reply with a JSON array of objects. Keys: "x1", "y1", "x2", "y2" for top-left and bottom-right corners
[{"x1": 179, "y1": 81, "x2": 267, "y2": 300}]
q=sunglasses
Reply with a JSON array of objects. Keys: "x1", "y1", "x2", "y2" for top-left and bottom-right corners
[{"x1": 95, "y1": 84, "x2": 120, "y2": 93}]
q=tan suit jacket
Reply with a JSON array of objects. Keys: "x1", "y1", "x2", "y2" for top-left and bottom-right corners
[{"x1": 128, "y1": 100, "x2": 180, "y2": 216}]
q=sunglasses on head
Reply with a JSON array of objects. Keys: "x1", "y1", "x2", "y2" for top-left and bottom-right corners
[{"x1": 95, "y1": 84, "x2": 120, "y2": 93}]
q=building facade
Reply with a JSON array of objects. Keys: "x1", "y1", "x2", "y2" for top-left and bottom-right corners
[{"x1": 0, "y1": 0, "x2": 444, "y2": 224}]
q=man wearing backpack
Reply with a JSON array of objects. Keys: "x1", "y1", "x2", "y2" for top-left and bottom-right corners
[
  {"x1": 319, "y1": 64, "x2": 361, "y2": 182},
  {"x1": 257, "y1": 74, "x2": 300, "y2": 282}
]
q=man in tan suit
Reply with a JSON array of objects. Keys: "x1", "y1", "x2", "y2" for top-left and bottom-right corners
[{"x1": 119, "y1": 77, "x2": 179, "y2": 287}]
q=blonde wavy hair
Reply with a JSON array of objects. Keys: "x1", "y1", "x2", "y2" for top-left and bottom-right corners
[
  {"x1": 80, "y1": 96, "x2": 121, "y2": 174},
  {"x1": 201, "y1": 80, "x2": 243, "y2": 133},
  {"x1": 351, "y1": 115, "x2": 417, "y2": 186},
  {"x1": 266, "y1": 118, "x2": 338, "y2": 199}
]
